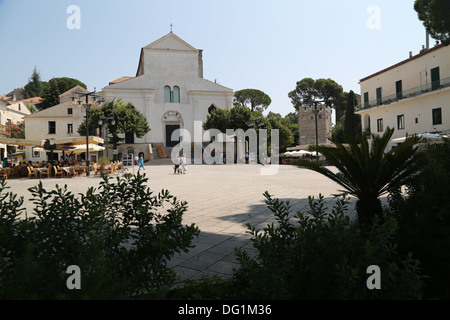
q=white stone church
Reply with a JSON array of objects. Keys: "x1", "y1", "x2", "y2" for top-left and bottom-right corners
[{"x1": 102, "y1": 32, "x2": 234, "y2": 160}]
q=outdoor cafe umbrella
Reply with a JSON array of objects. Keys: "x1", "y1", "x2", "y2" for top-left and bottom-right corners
[{"x1": 70, "y1": 144, "x2": 105, "y2": 154}]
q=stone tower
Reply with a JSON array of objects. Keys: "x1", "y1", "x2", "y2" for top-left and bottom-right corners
[{"x1": 299, "y1": 105, "x2": 332, "y2": 145}]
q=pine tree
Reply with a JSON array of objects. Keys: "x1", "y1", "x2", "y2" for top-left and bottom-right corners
[
  {"x1": 23, "y1": 67, "x2": 43, "y2": 99},
  {"x1": 343, "y1": 90, "x2": 361, "y2": 140}
]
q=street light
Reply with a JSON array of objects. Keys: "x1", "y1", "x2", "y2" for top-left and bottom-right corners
[
  {"x1": 72, "y1": 88, "x2": 104, "y2": 176},
  {"x1": 98, "y1": 116, "x2": 115, "y2": 159},
  {"x1": 306, "y1": 100, "x2": 332, "y2": 163}
]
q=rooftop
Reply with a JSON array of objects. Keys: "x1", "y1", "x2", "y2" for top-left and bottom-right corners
[{"x1": 359, "y1": 43, "x2": 444, "y2": 83}]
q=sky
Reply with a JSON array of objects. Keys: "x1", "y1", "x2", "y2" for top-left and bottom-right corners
[{"x1": 0, "y1": 0, "x2": 430, "y2": 117}]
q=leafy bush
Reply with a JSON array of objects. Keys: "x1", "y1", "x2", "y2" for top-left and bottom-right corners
[
  {"x1": 0, "y1": 174, "x2": 199, "y2": 299},
  {"x1": 97, "y1": 156, "x2": 110, "y2": 166},
  {"x1": 387, "y1": 140, "x2": 450, "y2": 299},
  {"x1": 232, "y1": 192, "x2": 425, "y2": 299}
]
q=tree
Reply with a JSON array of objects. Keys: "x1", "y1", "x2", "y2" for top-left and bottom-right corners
[
  {"x1": 267, "y1": 112, "x2": 294, "y2": 152},
  {"x1": 288, "y1": 78, "x2": 318, "y2": 111},
  {"x1": 296, "y1": 127, "x2": 424, "y2": 227},
  {"x1": 78, "y1": 98, "x2": 151, "y2": 154},
  {"x1": 23, "y1": 67, "x2": 43, "y2": 99},
  {"x1": 414, "y1": 0, "x2": 450, "y2": 45},
  {"x1": 234, "y1": 89, "x2": 272, "y2": 112},
  {"x1": 288, "y1": 78, "x2": 345, "y2": 122},
  {"x1": 283, "y1": 112, "x2": 300, "y2": 146},
  {"x1": 203, "y1": 105, "x2": 252, "y2": 132},
  {"x1": 343, "y1": 90, "x2": 361, "y2": 141},
  {"x1": 38, "y1": 80, "x2": 60, "y2": 110},
  {"x1": 38, "y1": 77, "x2": 87, "y2": 110}
]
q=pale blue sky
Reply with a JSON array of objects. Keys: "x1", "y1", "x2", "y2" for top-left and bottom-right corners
[{"x1": 0, "y1": 0, "x2": 429, "y2": 116}]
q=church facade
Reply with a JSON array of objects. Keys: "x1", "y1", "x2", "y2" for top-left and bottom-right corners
[{"x1": 102, "y1": 32, "x2": 234, "y2": 160}]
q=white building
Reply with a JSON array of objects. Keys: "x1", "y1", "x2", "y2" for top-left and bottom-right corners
[
  {"x1": 0, "y1": 98, "x2": 31, "y2": 160},
  {"x1": 23, "y1": 86, "x2": 103, "y2": 162},
  {"x1": 356, "y1": 42, "x2": 450, "y2": 150},
  {"x1": 102, "y1": 32, "x2": 234, "y2": 159}
]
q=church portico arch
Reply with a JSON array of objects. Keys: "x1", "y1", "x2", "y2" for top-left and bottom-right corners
[{"x1": 162, "y1": 111, "x2": 183, "y2": 147}]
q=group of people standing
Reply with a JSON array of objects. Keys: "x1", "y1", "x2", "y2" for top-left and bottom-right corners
[{"x1": 173, "y1": 154, "x2": 187, "y2": 174}]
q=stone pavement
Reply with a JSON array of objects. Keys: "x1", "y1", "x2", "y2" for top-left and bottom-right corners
[{"x1": 4, "y1": 163, "x2": 357, "y2": 282}]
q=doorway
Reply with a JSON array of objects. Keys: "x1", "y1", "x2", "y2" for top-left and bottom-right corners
[{"x1": 165, "y1": 124, "x2": 180, "y2": 147}]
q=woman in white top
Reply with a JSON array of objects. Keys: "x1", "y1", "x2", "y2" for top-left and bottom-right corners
[{"x1": 180, "y1": 154, "x2": 187, "y2": 174}]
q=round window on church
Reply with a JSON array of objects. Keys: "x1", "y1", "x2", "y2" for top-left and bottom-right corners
[{"x1": 208, "y1": 105, "x2": 217, "y2": 115}]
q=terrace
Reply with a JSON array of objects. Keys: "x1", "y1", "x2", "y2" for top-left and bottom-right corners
[{"x1": 357, "y1": 77, "x2": 450, "y2": 111}]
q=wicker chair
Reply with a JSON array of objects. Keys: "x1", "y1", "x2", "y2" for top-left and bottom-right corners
[
  {"x1": 0, "y1": 169, "x2": 8, "y2": 180},
  {"x1": 39, "y1": 166, "x2": 50, "y2": 178},
  {"x1": 53, "y1": 166, "x2": 64, "y2": 178},
  {"x1": 27, "y1": 166, "x2": 38, "y2": 179},
  {"x1": 66, "y1": 167, "x2": 78, "y2": 178}
]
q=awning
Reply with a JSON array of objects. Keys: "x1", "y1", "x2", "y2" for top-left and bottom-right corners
[
  {"x1": 70, "y1": 144, "x2": 105, "y2": 154},
  {"x1": 0, "y1": 136, "x2": 104, "y2": 148},
  {"x1": 0, "y1": 137, "x2": 45, "y2": 147}
]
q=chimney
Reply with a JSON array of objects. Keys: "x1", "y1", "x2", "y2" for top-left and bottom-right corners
[
  {"x1": 198, "y1": 50, "x2": 204, "y2": 78},
  {"x1": 409, "y1": 51, "x2": 413, "y2": 58},
  {"x1": 426, "y1": 31, "x2": 430, "y2": 50}
]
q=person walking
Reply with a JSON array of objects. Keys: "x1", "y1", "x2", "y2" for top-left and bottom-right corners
[
  {"x1": 180, "y1": 153, "x2": 187, "y2": 174},
  {"x1": 174, "y1": 155, "x2": 181, "y2": 174},
  {"x1": 139, "y1": 155, "x2": 145, "y2": 171}
]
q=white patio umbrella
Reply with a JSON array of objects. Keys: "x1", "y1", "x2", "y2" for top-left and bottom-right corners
[
  {"x1": 291, "y1": 151, "x2": 304, "y2": 157},
  {"x1": 70, "y1": 144, "x2": 105, "y2": 154},
  {"x1": 392, "y1": 136, "x2": 406, "y2": 143},
  {"x1": 418, "y1": 133, "x2": 443, "y2": 141},
  {"x1": 284, "y1": 151, "x2": 294, "y2": 157}
]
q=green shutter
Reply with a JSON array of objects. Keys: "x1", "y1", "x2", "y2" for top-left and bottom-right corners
[
  {"x1": 376, "y1": 87, "x2": 382, "y2": 105},
  {"x1": 431, "y1": 67, "x2": 440, "y2": 91},
  {"x1": 364, "y1": 92, "x2": 369, "y2": 108}
]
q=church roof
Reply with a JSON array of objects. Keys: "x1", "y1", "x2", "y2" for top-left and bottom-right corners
[
  {"x1": 143, "y1": 32, "x2": 198, "y2": 52},
  {"x1": 109, "y1": 76, "x2": 134, "y2": 86},
  {"x1": 136, "y1": 32, "x2": 200, "y2": 77}
]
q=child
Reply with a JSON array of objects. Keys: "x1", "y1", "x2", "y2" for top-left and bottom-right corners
[{"x1": 139, "y1": 155, "x2": 145, "y2": 170}]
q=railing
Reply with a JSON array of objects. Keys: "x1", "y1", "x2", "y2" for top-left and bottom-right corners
[{"x1": 357, "y1": 77, "x2": 450, "y2": 111}]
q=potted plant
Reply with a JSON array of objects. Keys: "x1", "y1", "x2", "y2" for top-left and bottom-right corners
[{"x1": 97, "y1": 156, "x2": 110, "y2": 173}]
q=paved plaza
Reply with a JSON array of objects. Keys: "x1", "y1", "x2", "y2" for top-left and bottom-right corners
[{"x1": 4, "y1": 163, "x2": 357, "y2": 282}]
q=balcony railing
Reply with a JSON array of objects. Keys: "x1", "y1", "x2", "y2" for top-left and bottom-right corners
[{"x1": 357, "y1": 77, "x2": 450, "y2": 111}]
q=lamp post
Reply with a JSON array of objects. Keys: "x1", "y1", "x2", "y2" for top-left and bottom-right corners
[
  {"x1": 98, "y1": 116, "x2": 115, "y2": 159},
  {"x1": 72, "y1": 89, "x2": 103, "y2": 176},
  {"x1": 307, "y1": 100, "x2": 331, "y2": 163}
]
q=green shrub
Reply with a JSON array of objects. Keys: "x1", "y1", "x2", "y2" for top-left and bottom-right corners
[
  {"x1": 0, "y1": 174, "x2": 199, "y2": 299},
  {"x1": 387, "y1": 140, "x2": 450, "y2": 299},
  {"x1": 232, "y1": 192, "x2": 425, "y2": 299},
  {"x1": 97, "y1": 156, "x2": 110, "y2": 166}
]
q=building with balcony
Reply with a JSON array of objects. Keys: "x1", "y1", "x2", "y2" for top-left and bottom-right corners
[
  {"x1": 356, "y1": 42, "x2": 450, "y2": 150},
  {"x1": 0, "y1": 98, "x2": 31, "y2": 160}
]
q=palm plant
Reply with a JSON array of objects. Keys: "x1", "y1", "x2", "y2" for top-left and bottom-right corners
[{"x1": 296, "y1": 127, "x2": 424, "y2": 226}]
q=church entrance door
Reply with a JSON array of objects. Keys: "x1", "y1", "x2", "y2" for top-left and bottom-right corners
[{"x1": 165, "y1": 124, "x2": 180, "y2": 147}]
